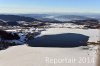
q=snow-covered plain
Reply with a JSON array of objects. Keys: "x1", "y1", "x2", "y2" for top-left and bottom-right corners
[{"x1": 0, "y1": 45, "x2": 98, "y2": 66}]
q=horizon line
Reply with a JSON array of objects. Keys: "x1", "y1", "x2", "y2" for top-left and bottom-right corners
[{"x1": 0, "y1": 12, "x2": 100, "y2": 15}]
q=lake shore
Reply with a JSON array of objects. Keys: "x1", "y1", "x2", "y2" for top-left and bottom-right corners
[{"x1": 0, "y1": 28, "x2": 99, "y2": 66}]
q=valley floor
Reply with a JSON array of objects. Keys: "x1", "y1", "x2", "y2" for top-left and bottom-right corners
[{"x1": 0, "y1": 28, "x2": 99, "y2": 66}]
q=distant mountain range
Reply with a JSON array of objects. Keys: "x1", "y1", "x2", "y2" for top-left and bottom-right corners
[
  {"x1": 0, "y1": 14, "x2": 38, "y2": 22},
  {"x1": 0, "y1": 14, "x2": 39, "y2": 26},
  {"x1": 0, "y1": 14, "x2": 100, "y2": 26},
  {"x1": 20, "y1": 14, "x2": 50, "y2": 19},
  {"x1": 20, "y1": 14, "x2": 99, "y2": 22},
  {"x1": 43, "y1": 15, "x2": 91, "y2": 22}
]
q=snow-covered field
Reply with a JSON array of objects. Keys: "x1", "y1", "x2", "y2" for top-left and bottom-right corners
[
  {"x1": 0, "y1": 45, "x2": 98, "y2": 66},
  {"x1": 49, "y1": 23, "x2": 85, "y2": 28},
  {"x1": 0, "y1": 27, "x2": 99, "y2": 66}
]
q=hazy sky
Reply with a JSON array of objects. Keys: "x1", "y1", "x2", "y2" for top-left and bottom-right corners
[{"x1": 0, "y1": 0, "x2": 100, "y2": 14}]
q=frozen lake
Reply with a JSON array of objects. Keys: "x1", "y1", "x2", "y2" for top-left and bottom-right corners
[{"x1": 28, "y1": 28, "x2": 99, "y2": 47}]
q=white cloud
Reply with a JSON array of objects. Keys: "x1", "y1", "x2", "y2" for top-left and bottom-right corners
[{"x1": 0, "y1": 8, "x2": 100, "y2": 14}]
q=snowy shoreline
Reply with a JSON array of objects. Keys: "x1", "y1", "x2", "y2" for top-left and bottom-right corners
[{"x1": 38, "y1": 28, "x2": 100, "y2": 43}]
